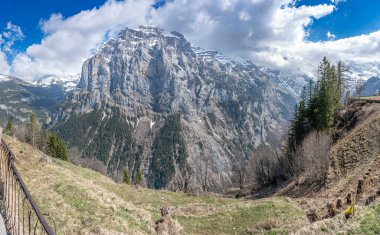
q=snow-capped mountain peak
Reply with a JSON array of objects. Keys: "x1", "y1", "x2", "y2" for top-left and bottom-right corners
[
  {"x1": 191, "y1": 45, "x2": 235, "y2": 64},
  {"x1": 32, "y1": 74, "x2": 80, "y2": 91}
]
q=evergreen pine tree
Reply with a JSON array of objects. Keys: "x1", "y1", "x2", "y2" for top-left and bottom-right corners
[
  {"x1": 136, "y1": 167, "x2": 143, "y2": 185},
  {"x1": 337, "y1": 61, "x2": 349, "y2": 98},
  {"x1": 123, "y1": 168, "x2": 131, "y2": 185},
  {"x1": 48, "y1": 133, "x2": 69, "y2": 160},
  {"x1": 5, "y1": 118, "x2": 13, "y2": 135},
  {"x1": 284, "y1": 57, "x2": 348, "y2": 178},
  {"x1": 314, "y1": 57, "x2": 340, "y2": 130}
]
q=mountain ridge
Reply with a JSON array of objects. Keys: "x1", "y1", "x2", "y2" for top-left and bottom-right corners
[
  {"x1": 53, "y1": 25, "x2": 300, "y2": 191},
  {"x1": 0, "y1": 74, "x2": 66, "y2": 125}
]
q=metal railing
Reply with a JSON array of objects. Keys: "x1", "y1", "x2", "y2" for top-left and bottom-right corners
[{"x1": 0, "y1": 139, "x2": 55, "y2": 235}]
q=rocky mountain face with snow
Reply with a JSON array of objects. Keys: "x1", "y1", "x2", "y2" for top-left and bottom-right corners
[
  {"x1": 53, "y1": 26, "x2": 299, "y2": 192},
  {"x1": 0, "y1": 75, "x2": 66, "y2": 125},
  {"x1": 359, "y1": 76, "x2": 380, "y2": 96},
  {"x1": 32, "y1": 74, "x2": 80, "y2": 92},
  {"x1": 340, "y1": 62, "x2": 380, "y2": 94},
  {"x1": 259, "y1": 67, "x2": 309, "y2": 97}
]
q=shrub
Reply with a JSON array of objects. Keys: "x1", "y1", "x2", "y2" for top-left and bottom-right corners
[{"x1": 123, "y1": 168, "x2": 131, "y2": 185}]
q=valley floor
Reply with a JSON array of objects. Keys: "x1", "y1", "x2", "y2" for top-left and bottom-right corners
[{"x1": 4, "y1": 135, "x2": 308, "y2": 234}]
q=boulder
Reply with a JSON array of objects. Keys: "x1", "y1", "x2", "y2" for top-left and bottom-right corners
[{"x1": 39, "y1": 154, "x2": 53, "y2": 164}]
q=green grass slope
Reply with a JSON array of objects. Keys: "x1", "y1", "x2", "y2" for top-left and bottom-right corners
[{"x1": 4, "y1": 135, "x2": 308, "y2": 234}]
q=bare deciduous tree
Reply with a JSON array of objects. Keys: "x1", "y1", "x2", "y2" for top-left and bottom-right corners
[
  {"x1": 355, "y1": 78, "x2": 365, "y2": 98},
  {"x1": 12, "y1": 123, "x2": 28, "y2": 142},
  {"x1": 27, "y1": 113, "x2": 41, "y2": 147},
  {"x1": 201, "y1": 157, "x2": 210, "y2": 192},
  {"x1": 193, "y1": 153, "x2": 212, "y2": 192},
  {"x1": 250, "y1": 145, "x2": 278, "y2": 188},
  {"x1": 176, "y1": 167, "x2": 192, "y2": 193},
  {"x1": 294, "y1": 131, "x2": 332, "y2": 185},
  {"x1": 232, "y1": 160, "x2": 248, "y2": 190}
]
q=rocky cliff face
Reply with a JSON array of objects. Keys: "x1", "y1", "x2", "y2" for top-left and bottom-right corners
[{"x1": 54, "y1": 26, "x2": 298, "y2": 192}]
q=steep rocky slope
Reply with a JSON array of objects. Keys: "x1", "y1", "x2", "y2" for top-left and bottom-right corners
[
  {"x1": 277, "y1": 101, "x2": 380, "y2": 226},
  {"x1": 53, "y1": 26, "x2": 299, "y2": 191},
  {"x1": 259, "y1": 67, "x2": 309, "y2": 97}
]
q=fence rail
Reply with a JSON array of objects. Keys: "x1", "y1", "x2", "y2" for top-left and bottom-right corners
[{"x1": 0, "y1": 138, "x2": 55, "y2": 235}]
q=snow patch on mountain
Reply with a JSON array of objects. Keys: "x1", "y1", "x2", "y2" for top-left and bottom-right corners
[
  {"x1": 345, "y1": 62, "x2": 380, "y2": 92},
  {"x1": 32, "y1": 74, "x2": 80, "y2": 91},
  {"x1": 0, "y1": 74, "x2": 10, "y2": 82},
  {"x1": 136, "y1": 25, "x2": 183, "y2": 39},
  {"x1": 260, "y1": 67, "x2": 309, "y2": 97}
]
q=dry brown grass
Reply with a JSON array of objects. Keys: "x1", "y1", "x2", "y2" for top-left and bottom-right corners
[{"x1": 3, "y1": 135, "x2": 309, "y2": 234}]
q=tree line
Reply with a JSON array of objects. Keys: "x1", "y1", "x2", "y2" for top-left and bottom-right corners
[
  {"x1": 4, "y1": 113, "x2": 69, "y2": 161},
  {"x1": 287, "y1": 58, "x2": 347, "y2": 152}
]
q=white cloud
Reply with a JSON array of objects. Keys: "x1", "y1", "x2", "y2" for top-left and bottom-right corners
[
  {"x1": 239, "y1": 11, "x2": 251, "y2": 21},
  {"x1": 4, "y1": 21, "x2": 24, "y2": 39},
  {"x1": 11, "y1": 0, "x2": 154, "y2": 80},
  {"x1": 151, "y1": 0, "x2": 336, "y2": 74},
  {"x1": 2, "y1": 21, "x2": 24, "y2": 53},
  {"x1": 0, "y1": 51, "x2": 10, "y2": 74},
  {"x1": 151, "y1": 0, "x2": 380, "y2": 77},
  {"x1": 6, "y1": 0, "x2": 380, "y2": 80},
  {"x1": 327, "y1": 31, "x2": 336, "y2": 40},
  {"x1": 0, "y1": 21, "x2": 24, "y2": 75},
  {"x1": 331, "y1": 0, "x2": 346, "y2": 4}
]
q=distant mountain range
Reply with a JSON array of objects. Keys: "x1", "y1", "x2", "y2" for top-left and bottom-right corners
[
  {"x1": 31, "y1": 74, "x2": 79, "y2": 91},
  {"x1": 359, "y1": 76, "x2": 380, "y2": 96},
  {"x1": 0, "y1": 75, "x2": 66, "y2": 125}
]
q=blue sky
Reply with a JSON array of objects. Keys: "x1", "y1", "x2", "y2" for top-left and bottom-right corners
[
  {"x1": 0, "y1": 0, "x2": 108, "y2": 53},
  {"x1": 2, "y1": 0, "x2": 379, "y2": 51},
  {"x1": 1, "y1": 0, "x2": 380, "y2": 80},
  {"x1": 299, "y1": 0, "x2": 380, "y2": 41}
]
